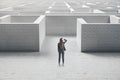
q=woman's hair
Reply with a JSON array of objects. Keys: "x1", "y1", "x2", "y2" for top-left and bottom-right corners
[{"x1": 59, "y1": 38, "x2": 63, "y2": 43}]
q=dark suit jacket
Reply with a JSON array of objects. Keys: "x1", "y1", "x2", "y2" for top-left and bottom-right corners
[{"x1": 58, "y1": 39, "x2": 67, "y2": 52}]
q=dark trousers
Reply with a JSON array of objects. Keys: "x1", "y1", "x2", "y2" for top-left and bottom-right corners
[{"x1": 58, "y1": 51, "x2": 64, "y2": 64}]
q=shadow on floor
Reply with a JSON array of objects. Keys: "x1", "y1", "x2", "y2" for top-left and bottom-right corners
[
  {"x1": 0, "y1": 52, "x2": 41, "y2": 57},
  {"x1": 84, "y1": 52, "x2": 120, "y2": 58}
]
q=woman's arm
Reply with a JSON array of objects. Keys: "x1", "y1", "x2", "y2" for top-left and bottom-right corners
[{"x1": 64, "y1": 39, "x2": 67, "y2": 44}]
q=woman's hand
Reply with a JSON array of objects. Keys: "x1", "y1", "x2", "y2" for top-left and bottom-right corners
[{"x1": 64, "y1": 39, "x2": 67, "y2": 43}]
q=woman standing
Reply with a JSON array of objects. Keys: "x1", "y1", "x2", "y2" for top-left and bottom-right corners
[{"x1": 58, "y1": 38, "x2": 67, "y2": 66}]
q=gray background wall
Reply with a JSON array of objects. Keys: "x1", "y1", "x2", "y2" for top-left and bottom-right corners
[
  {"x1": 46, "y1": 16, "x2": 76, "y2": 36},
  {"x1": 46, "y1": 15, "x2": 110, "y2": 36},
  {"x1": 11, "y1": 16, "x2": 38, "y2": 23}
]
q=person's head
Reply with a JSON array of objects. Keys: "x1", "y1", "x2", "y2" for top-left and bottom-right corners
[{"x1": 59, "y1": 38, "x2": 63, "y2": 43}]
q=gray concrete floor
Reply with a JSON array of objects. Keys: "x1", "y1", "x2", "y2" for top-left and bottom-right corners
[{"x1": 0, "y1": 36, "x2": 120, "y2": 80}]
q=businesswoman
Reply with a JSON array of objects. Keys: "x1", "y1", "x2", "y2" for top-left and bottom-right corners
[{"x1": 58, "y1": 38, "x2": 67, "y2": 66}]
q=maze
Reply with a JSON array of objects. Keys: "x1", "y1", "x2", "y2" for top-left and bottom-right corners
[{"x1": 0, "y1": 0, "x2": 120, "y2": 51}]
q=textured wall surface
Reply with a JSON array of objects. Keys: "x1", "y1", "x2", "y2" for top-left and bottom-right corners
[
  {"x1": 0, "y1": 24, "x2": 39, "y2": 51},
  {"x1": 80, "y1": 23, "x2": 120, "y2": 52}
]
